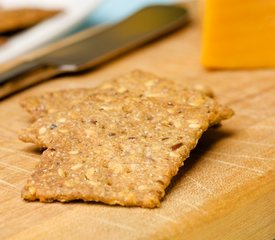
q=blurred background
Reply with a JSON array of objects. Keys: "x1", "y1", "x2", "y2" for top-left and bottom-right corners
[{"x1": 0, "y1": 0, "x2": 187, "y2": 63}]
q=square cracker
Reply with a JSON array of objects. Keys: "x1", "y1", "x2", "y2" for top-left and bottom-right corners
[{"x1": 20, "y1": 70, "x2": 233, "y2": 208}]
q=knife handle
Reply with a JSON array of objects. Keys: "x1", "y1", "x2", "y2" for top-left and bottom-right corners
[{"x1": 0, "y1": 62, "x2": 61, "y2": 100}]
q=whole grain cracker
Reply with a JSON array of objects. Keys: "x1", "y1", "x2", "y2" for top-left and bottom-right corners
[
  {"x1": 20, "y1": 70, "x2": 233, "y2": 208},
  {"x1": 21, "y1": 70, "x2": 225, "y2": 120}
]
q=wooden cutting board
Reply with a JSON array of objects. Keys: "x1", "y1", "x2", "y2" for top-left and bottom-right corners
[{"x1": 0, "y1": 12, "x2": 274, "y2": 240}]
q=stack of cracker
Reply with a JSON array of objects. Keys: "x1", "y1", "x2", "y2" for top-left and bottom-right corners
[{"x1": 19, "y1": 70, "x2": 233, "y2": 208}]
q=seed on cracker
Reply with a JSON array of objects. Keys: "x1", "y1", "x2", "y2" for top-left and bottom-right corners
[{"x1": 19, "y1": 70, "x2": 233, "y2": 208}]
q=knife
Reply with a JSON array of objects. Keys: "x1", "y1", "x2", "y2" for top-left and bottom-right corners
[{"x1": 0, "y1": 5, "x2": 189, "y2": 99}]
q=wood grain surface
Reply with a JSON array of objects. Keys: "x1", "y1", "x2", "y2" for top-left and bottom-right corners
[{"x1": 0, "y1": 13, "x2": 275, "y2": 240}]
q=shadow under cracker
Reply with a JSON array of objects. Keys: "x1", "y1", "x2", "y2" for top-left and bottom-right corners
[
  {"x1": 23, "y1": 197, "x2": 150, "y2": 209},
  {"x1": 164, "y1": 127, "x2": 235, "y2": 198},
  {"x1": 22, "y1": 145, "x2": 45, "y2": 155}
]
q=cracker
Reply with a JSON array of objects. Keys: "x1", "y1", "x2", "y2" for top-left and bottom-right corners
[
  {"x1": 21, "y1": 70, "x2": 224, "y2": 120},
  {"x1": 20, "y1": 89, "x2": 93, "y2": 120},
  {"x1": 20, "y1": 70, "x2": 233, "y2": 208},
  {"x1": 0, "y1": 8, "x2": 60, "y2": 34}
]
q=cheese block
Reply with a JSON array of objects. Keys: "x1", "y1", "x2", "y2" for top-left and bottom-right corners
[{"x1": 202, "y1": 0, "x2": 275, "y2": 69}]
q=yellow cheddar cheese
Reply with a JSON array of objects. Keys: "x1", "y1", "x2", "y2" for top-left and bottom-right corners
[{"x1": 202, "y1": 0, "x2": 275, "y2": 69}]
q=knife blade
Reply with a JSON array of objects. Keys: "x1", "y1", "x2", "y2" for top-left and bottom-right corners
[{"x1": 0, "y1": 5, "x2": 189, "y2": 99}]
